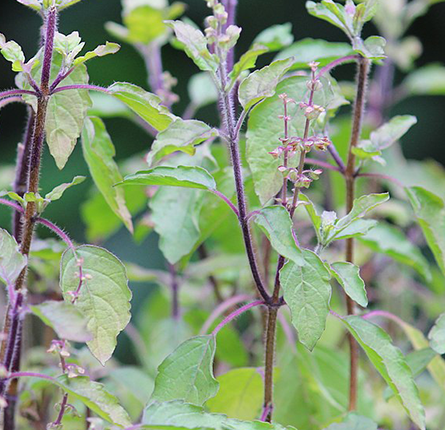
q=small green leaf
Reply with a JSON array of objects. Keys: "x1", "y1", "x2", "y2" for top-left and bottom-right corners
[
  {"x1": 166, "y1": 20, "x2": 219, "y2": 72},
  {"x1": 280, "y1": 250, "x2": 332, "y2": 351},
  {"x1": 428, "y1": 313, "x2": 445, "y2": 355},
  {"x1": 151, "y1": 335, "x2": 219, "y2": 405},
  {"x1": 49, "y1": 375, "x2": 131, "y2": 427},
  {"x1": 323, "y1": 412, "x2": 377, "y2": 430},
  {"x1": 369, "y1": 115, "x2": 417, "y2": 150},
  {"x1": 117, "y1": 166, "x2": 216, "y2": 190},
  {"x1": 16, "y1": 0, "x2": 41, "y2": 11},
  {"x1": 403, "y1": 64, "x2": 445, "y2": 96},
  {"x1": 342, "y1": 316, "x2": 426, "y2": 429},
  {"x1": 82, "y1": 117, "x2": 133, "y2": 233},
  {"x1": 0, "y1": 228, "x2": 27, "y2": 288},
  {"x1": 228, "y1": 44, "x2": 269, "y2": 90},
  {"x1": 330, "y1": 262, "x2": 368, "y2": 307},
  {"x1": 407, "y1": 186, "x2": 445, "y2": 276},
  {"x1": 0, "y1": 34, "x2": 25, "y2": 72},
  {"x1": 306, "y1": 1, "x2": 351, "y2": 37},
  {"x1": 359, "y1": 222, "x2": 431, "y2": 281},
  {"x1": 45, "y1": 176, "x2": 86, "y2": 201},
  {"x1": 188, "y1": 73, "x2": 219, "y2": 110},
  {"x1": 147, "y1": 119, "x2": 218, "y2": 165},
  {"x1": 353, "y1": 36, "x2": 386, "y2": 60},
  {"x1": 276, "y1": 38, "x2": 354, "y2": 69},
  {"x1": 123, "y1": 5, "x2": 166, "y2": 44},
  {"x1": 253, "y1": 23, "x2": 294, "y2": 52},
  {"x1": 73, "y1": 42, "x2": 120, "y2": 66},
  {"x1": 29, "y1": 300, "x2": 92, "y2": 343},
  {"x1": 60, "y1": 245, "x2": 131, "y2": 365},
  {"x1": 206, "y1": 368, "x2": 263, "y2": 420},
  {"x1": 108, "y1": 82, "x2": 175, "y2": 131},
  {"x1": 253, "y1": 206, "x2": 303, "y2": 266},
  {"x1": 238, "y1": 58, "x2": 294, "y2": 111}
]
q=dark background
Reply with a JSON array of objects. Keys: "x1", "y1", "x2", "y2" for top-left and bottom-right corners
[{"x1": 0, "y1": 0, "x2": 444, "y2": 253}]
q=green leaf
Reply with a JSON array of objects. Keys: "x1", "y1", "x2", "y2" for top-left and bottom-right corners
[
  {"x1": 123, "y1": 5, "x2": 166, "y2": 44},
  {"x1": 253, "y1": 23, "x2": 294, "y2": 52},
  {"x1": 352, "y1": 36, "x2": 386, "y2": 60},
  {"x1": 147, "y1": 119, "x2": 218, "y2": 165},
  {"x1": 45, "y1": 176, "x2": 86, "y2": 201},
  {"x1": 276, "y1": 38, "x2": 354, "y2": 70},
  {"x1": 206, "y1": 368, "x2": 263, "y2": 420},
  {"x1": 306, "y1": 1, "x2": 351, "y2": 37},
  {"x1": 341, "y1": 316, "x2": 426, "y2": 429},
  {"x1": 49, "y1": 375, "x2": 131, "y2": 427},
  {"x1": 359, "y1": 222, "x2": 431, "y2": 281},
  {"x1": 73, "y1": 42, "x2": 120, "y2": 66},
  {"x1": 82, "y1": 117, "x2": 133, "y2": 233},
  {"x1": 228, "y1": 44, "x2": 269, "y2": 90},
  {"x1": 143, "y1": 400, "x2": 227, "y2": 429},
  {"x1": 407, "y1": 186, "x2": 445, "y2": 276},
  {"x1": 0, "y1": 34, "x2": 25, "y2": 72},
  {"x1": 330, "y1": 262, "x2": 368, "y2": 307},
  {"x1": 403, "y1": 64, "x2": 445, "y2": 96},
  {"x1": 323, "y1": 413, "x2": 377, "y2": 430},
  {"x1": 108, "y1": 82, "x2": 175, "y2": 131},
  {"x1": 151, "y1": 335, "x2": 219, "y2": 405},
  {"x1": 117, "y1": 166, "x2": 216, "y2": 190},
  {"x1": 166, "y1": 20, "x2": 219, "y2": 72},
  {"x1": 29, "y1": 300, "x2": 92, "y2": 343},
  {"x1": 253, "y1": 205, "x2": 303, "y2": 265},
  {"x1": 60, "y1": 245, "x2": 131, "y2": 365},
  {"x1": 16, "y1": 0, "x2": 41, "y2": 11},
  {"x1": 428, "y1": 313, "x2": 445, "y2": 355},
  {"x1": 280, "y1": 250, "x2": 332, "y2": 350},
  {"x1": 188, "y1": 73, "x2": 219, "y2": 110},
  {"x1": 0, "y1": 228, "x2": 27, "y2": 288},
  {"x1": 369, "y1": 115, "x2": 417, "y2": 150},
  {"x1": 238, "y1": 58, "x2": 294, "y2": 111}
]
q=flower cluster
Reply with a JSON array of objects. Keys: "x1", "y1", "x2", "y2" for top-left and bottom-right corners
[{"x1": 269, "y1": 62, "x2": 332, "y2": 190}]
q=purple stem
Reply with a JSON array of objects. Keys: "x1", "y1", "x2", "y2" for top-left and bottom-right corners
[
  {"x1": 260, "y1": 404, "x2": 273, "y2": 422},
  {"x1": 52, "y1": 393, "x2": 69, "y2": 426},
  {"x1": 316, "y1": 55, "x2": 359, "y2": 80},
  {"x1": 328, "y1": 144, "x2": 346, "y2": 172},
  {"x1": 50, "y1": 66, "x2": 76, "y2": 92},
  {"x1": 0, "y1": 199, "x2": 24, "y2": 213},
  {"x1": 222, "y1": 0, "x2": 238, "y2": 73},
  {"x1": 362, "y1": 309, "x2": 405, "y2": 326},
  {"x1": 305, "y1": 158, "x2": 342, "y2": 172},
  {"x1": 0, "y1": 96, "x2": 25, "y2": 109},
  {"x1": 8, "y1": 372, "x2": 56, "y2": 383},
  {"x1": 210, "y1": 190, "x2": 240, "y2": 217},
  {"x1": 0, "y1": 89, "x2": 37, "y2": 99},
  {"x1": 356, "y1": 172, "x2": 404, "y2": 188},
  {"x1": 40, "y1": 8, "x2": 57, "y2": 94},
  {"x1": 36, "y1": 217, "x2": 75, "y2": 250},
  {"x1": 52, "y1": 84, "x2": 110, "y2": 95},
  {"x1": 212, "y1": 300, "x2": 265, "y2": 336},
  {"x1": 329, "y1": 309, "x2": 344, "y2": 320},
  {"x1": 201, "y1": 293, "x2": 252, "y2": 334}
]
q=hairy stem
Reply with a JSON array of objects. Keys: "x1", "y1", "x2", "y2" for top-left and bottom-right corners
[
  {"x1": 263, "y1": 306, "x2": 278, "y2": 422},
  {"x1": 344, "y1": 56, "x2": 370, "y2": 412}
]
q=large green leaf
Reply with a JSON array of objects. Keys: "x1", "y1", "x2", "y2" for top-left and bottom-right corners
[
  {"x1": 0, "y1": 228, "x2": 27, "y2": 288},
  {"x1": 253, "y1": 205, "x2": 303, "y2": 265},
  {"x1": 81, "y1": 117, "x2": 133, "y2": 233},
  {"x1": 108, "y1": 82, "x2": 175, "y2": 131},
  {"x1": 151, "y1": 335, "x2": 219, "y2": 405},
  {"x1": 323, "y1": 413, "x2": 377, "y2": 430},
  {"x1": 428, "y1": 313, "x2": 445, "y2": 355},
  {"x1": 369, "y1": 115, "x2": 417, "y2": 150},
  {"x1": 206, "y1": 368, "x2": 263, "y2": 420},
  {"x1": 117, "y1": 166, "x2": 217, "y2": 190},
  {"x1": 252, "y1": 23, "x2": 294, "y2": 52},
  {"x1": 280, "y1": 250, "x2": 332, "y2": 350},
  {"x1": 342, "y1": 316, "x2": 425, "y2": 429},
  {"x1": 402, "y1": 64, "x2": 445, "y2": 96},
  {"x1": 238, "y1": 58, "x2": 294, "y2": 111},
  {"x1": 60, "y1": 245, "x2": 131, "y2": 365},
  {"x1": 48, "y1": 375, "x2": 131, "y2": 427},
  {"x1": 147, "y1": 119, "x2": 218, "y2": 165},
  {"x1": 359, "y1": 222, "x2": 431, "y2": 281},
  {"x1": 276, "y1": 38, "x2": 354, "y2": 69},
  {"x1": 330, "y1": 262, "x2": 368, "y2": 307},
  {"x1": 166, "y1": 20, "x2": 219, "y2": 72},
  {"x1": 29, "y1": 300, "x2": 92, "y2": 343},
  {"x1": 407, "y1": 186, "x2": 445, "y2": 276}
]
